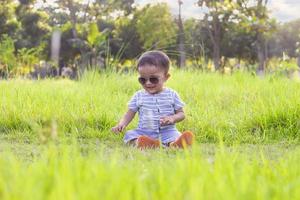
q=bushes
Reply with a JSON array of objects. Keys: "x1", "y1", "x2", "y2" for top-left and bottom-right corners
[{"x1": 0, "y1": 35, "x2": 43, "y2": 78}]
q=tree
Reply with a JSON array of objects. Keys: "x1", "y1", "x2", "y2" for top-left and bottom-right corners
[
  {"x1": 0, "y1": 0, "x2": 19, "y2": 39},
  {"x1": 91, "y1": 0, "x2": 134, "y2": 17},
  {"x1": 254, "y1": 0, "x2": 270, "y2": 73},
  {"x1": 184, "y1": 18, "x2": 211, "y2": 69},
  {"x1": 54, "y1": 0, "x2": 85, "y2": 39},
  {"x1": 197, "y1": 0, "x2": 239, "y2": 71},
  {"x1": 85, "y1": 22, "x2": 109, "y2": 69},
  {"x1": 136, "y1": 3, "x2": 177, "y2": 50},
  {"x1": 222, "y1": 20, "x2": 256, "y2": 65},
  {"x1": 269, "y1": 19, "x2": 300, "y2": 58},
  {"x1": 0, "y1": 35, "x2": 17, "y2": 77},
  {"x1": 15, "y1": 0, "x2": 50, "y2": 53},
  {"x1": 238, "y1": 0, "x2": 276, "y2": 74},
  {"x1": 42, "y1": 0, "x2": 136, "y2": 69},
  {"x1": 113, "y1": 13, "x2": 143, "y2": 59}
]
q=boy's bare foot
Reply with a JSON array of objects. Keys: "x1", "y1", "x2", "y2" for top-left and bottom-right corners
[
  {"x1": 136, "y1": 135, "x2": 160, "y2": 149},
  {"x1": 170, "y1": 131, "x2": 194, "y2": 148}
]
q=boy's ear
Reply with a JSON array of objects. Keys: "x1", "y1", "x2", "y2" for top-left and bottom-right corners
[{"x1": 165, "y1": 73, "x2": 170, "y2": 80}]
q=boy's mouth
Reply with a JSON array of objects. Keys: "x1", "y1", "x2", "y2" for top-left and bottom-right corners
[
  {"x1": 145, "y1": 85, "x2": 155, "y2": 89},
  {"x1": 145, "y1": 87, "x2": 157, "y2": 92},
  {"x1": 146, "y1": 88, "x2": 157, "y2": 92}
]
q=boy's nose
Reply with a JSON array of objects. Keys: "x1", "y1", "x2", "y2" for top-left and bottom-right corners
[{"x1": 145, "y1": 79, "x2": 153, "y2": 85}]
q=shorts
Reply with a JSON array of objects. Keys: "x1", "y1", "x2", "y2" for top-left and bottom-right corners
[{"x1": 124, "y1": 128, "x2": 181, "y2": 145}]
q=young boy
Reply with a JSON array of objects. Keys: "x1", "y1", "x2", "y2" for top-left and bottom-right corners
[{"x1": 112, "y1": 51, "x2": 194, "y2": 149}]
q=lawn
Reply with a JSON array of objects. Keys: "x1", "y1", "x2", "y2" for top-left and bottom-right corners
[{"x1": 0, "y1": 70, "x2": 299, "y2": 199}]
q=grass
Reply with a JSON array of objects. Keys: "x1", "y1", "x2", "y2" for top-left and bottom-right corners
[
  {"x1": 0, "y1": 141, "x2": 299, "y2": 200},
  {"x1": 0, "y1": 70, "x2": 300, "y2": 199},
  {"x1": 0, "y1": 70, "x2": 299, "y2": 143}
]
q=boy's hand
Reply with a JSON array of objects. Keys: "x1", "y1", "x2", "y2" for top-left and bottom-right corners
[
  {"x1": 160, "y1": 116, "x2": 175, "y2": 126},
  {"x1": 111, "y1": 124, "x2": 126, "y2": 133}
]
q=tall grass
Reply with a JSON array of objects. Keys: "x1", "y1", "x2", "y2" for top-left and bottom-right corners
[
  {"x1": 0, "y1": 70, "x2": 300, "y2": 143},
  {"x1": 1, "y1": 70, "x2": 300, "y2": 199},
  {"x1": 0, "y1": 142, "x2": 299, "y2": 200}
]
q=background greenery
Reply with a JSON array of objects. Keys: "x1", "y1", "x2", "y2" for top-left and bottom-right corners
[{"x1": 1, "y1": 0, "x2": 300, "y2": 77}]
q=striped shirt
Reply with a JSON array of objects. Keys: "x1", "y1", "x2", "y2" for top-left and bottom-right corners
[{"x1": 128, "y1": 88, "x2": 185, "y2": 132}]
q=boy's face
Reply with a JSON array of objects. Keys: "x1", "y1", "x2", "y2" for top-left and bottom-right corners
[{"x1": 138, "y1": 64, "x2": 170, "y2": 94}]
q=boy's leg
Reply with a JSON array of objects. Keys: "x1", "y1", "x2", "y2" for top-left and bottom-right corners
[
  {"x1": 160, "y1": 129, "x2": 180, "y2": 145},
  {"x1": 136, "y1": 135, "x2": 160, "y2": 149},
  {"x1": 127, "y1": 139, "x2": 137, "y2": 146},
  {"x1": 124, "y1": 129, "x2": 142, "y2": 144},
  {"x1": 124, "y1": 129, "x2": 160, "y2": 149},
  {"x1": 170, "y1": 131, "x2": 194, "y2": 148}
]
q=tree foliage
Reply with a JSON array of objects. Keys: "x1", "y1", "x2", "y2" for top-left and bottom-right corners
[
  {"x1": 0, "y1": 0, "x2": 300, "y2": 76},
  {"x1": 0, "y1": 35, "x2": 16, "y2": 72},
  {"x1": 136, "y1": 3, "x2": 177, "y2": 50},
  {"x1": 197, "y1": 0, "x2": 242, "y2": 70},
  {"x1": 0, "y1": 0, "x2": 19, "y2": 39}
]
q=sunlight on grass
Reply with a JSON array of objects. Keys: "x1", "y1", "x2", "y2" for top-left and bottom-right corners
[
  {"x1": 0, "y1": 142, "x2": 299, "y2": 200},
  {"x1": 0, "y1": 71, "x2": 300, "y2": 199},
  {"x1": 0, "y1": 71, "x2": 299, "y2": 143}
]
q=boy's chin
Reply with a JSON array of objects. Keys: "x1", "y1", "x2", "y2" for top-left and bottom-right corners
[
  {"x1": 146, "y1": 88, "x2": 162, "y2": 94},
  {"x1": 146, "y1": 90, "x2": 156, "y2": 94}
]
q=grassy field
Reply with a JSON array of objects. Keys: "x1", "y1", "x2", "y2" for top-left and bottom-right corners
[{"x1": 0, "y1": 70, "x2": 300, "y2": 199}]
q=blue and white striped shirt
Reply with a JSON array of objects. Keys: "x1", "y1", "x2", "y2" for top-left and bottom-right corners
[{"x1": 128, "y1": 88, "x2": 185, "y2": 132}]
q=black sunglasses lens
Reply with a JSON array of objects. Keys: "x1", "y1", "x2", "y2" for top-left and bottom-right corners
[
  {"x1": 138, "y1": 77, "x2": 159, "y2": 85},
  {"x1": 149, "y1": 77, "x2": 159, "y2": 84},
  {"x1": 138, "y1": 77, "x2": 146, "y2": 84}
]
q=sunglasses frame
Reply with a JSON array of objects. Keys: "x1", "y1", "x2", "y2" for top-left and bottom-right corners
[{"x1": 138, "y1": 76, "x2": 160, "y2": 85}]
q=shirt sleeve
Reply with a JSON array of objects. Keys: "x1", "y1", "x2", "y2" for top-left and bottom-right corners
[
  {"x1": 128, "y1": 92, "x2": 139, "y2": 112},
  {"x1": 172, "y1": 90, "x2": 185, "y2": 111}
]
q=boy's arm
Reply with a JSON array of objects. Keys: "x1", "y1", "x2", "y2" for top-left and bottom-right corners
[
  {"x1": 160, "y1": 108, "x2": 185, "y2": 126},
  {"x1": 112, "y1": 109, "x2": 136, "y2": 133},
  {"x1": 173, "y1": 108, "x2": 185, "y2": 123}
]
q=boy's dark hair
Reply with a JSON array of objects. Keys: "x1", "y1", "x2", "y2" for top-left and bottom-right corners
[{"x1": 137, "y1": 51, "x2": 170, "y2": 72}]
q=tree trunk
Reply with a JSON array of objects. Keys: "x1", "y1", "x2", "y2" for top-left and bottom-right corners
[
  {"x1": 64, "y1": 0, "x2": 78, "y2": 39},
  {"x1": 256, "y1": 34, "x2": 266, "y2": 75},
  {"x1": 255, "y1": 0, "x2": 268, "y2": 75},
  {"x1": 210, "y1": 15, "x2": 221, "y2": 71},
  {"x1": 177, "y1": 0, "x2": 186, "y2": 68},
  {"x1": 212, "y1": 43, "x2": 220, "y2": 70},
  {"x1": 178, "y1": 31, "x2": 186, "y2": 68}
]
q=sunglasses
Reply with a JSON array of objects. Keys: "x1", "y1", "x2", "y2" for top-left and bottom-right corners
[{"x1": 138, "y1": 76, "x2": 160, "y2": 85}]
